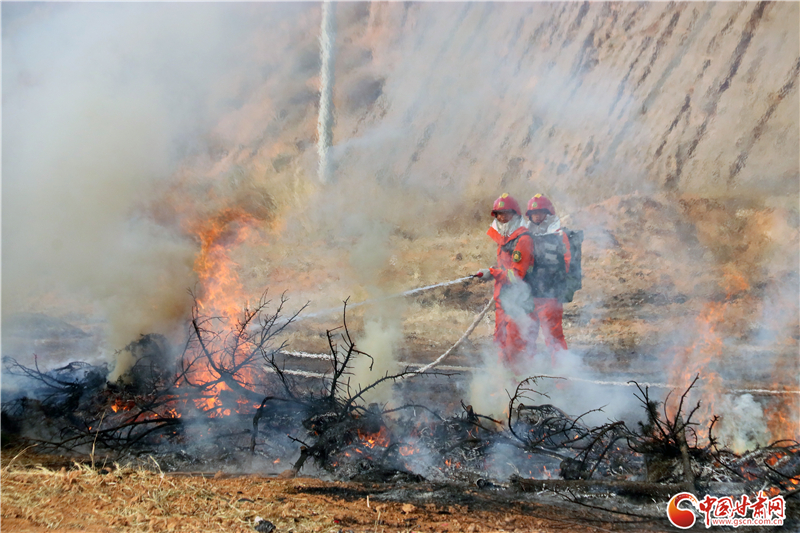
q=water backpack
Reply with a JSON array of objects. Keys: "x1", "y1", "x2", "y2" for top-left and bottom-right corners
[{"x1": 501, "y1": 228, "x2": 583, "y2": 303}]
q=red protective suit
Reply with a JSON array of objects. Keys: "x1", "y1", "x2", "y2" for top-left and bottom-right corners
[
  {"x1": 529, "y1": 230, "x2": 571, "y2": 363},
  {"x1": 487, "y1": 223, "x2": 534, "y2": 367}
]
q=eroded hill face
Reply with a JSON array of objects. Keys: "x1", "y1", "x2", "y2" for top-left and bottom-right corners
[
  {"x1": 146, "y1": 2, "x2": 800, "y2": 231},
  {"x1": 336, "y1": 2, "x2": 798, "y2": 200},
  {"x1": 244, "y1": 2, "x2": 800, "y2": 218}
]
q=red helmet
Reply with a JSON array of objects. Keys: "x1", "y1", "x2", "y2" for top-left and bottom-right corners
[
  {"x1": 526, "y1": 194, "x2": 556, "y2": 216},
  {"x1": 491, "y1": 193, "x2": 522, "y2": 217}
]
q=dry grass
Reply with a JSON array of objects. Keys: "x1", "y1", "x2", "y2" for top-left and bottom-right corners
[
  {"x1": 2, "y1": 461, "x2": 350, "y2": 532},
  {"x1": 2, "y1": 457, "x2": 612, "y2": 533}
]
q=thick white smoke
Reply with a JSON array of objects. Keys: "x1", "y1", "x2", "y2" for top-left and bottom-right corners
[{"x1": 2, "y1": 3, "x2": 314, "y2": 366}]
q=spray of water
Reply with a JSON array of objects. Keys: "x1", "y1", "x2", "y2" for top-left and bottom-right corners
[
  {"x1": 317, "y1": 0, "x2": 336, "y2": 184},
  {"x1": 271, "y1": 276, "x2": 476, "y2": 327}
]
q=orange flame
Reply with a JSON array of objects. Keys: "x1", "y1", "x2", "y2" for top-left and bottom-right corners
[
  {"x1": 357, "y1": 427, "x2": 391, "y2": 449},
  {"x1": 189, "y1": 207, "x2": 259, "y2": 322},
  {"x1": 399, "y1": 445, "x2": 418, "y2": 456},
  {"x1": 666, "y1": 301, "x2": 726, "y2": 438},
  {"x1": 176, "y1": 207, "x2": 266, "y2": 418},
  {"x1": 667, "y1": 264, "x2": 799, "y2": 446},
  {"x1": 110, "y1": 399, "x2": 136, "y2": 413},
  {"x1": 764, "y1": 396, "x2": 800, "y2": 442},
  {"x1": 766, "y1": 451, "x2": 787, "y2": 467},
  {"x1": 666, "y1": 266, "x2": 752, "y2": 442}
]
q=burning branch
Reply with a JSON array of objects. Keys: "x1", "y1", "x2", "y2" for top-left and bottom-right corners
[
  {"x1": 179, "y1": 290, "x2": 306, "y2": 410},
  {"x1": 505, "y1": 378, "x2": 647, "y2": 481},
  {"x1": 564, "y1": 421, "x2": 636, "y2": 481},
  {"x1": 7, "y1": 290, "x2": 796, "y2": 498}
]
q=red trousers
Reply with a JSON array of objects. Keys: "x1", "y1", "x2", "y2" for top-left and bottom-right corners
[
  {"x1": 495, "y1": 298, "x2": 567, "y2": 368},
  {"x1": 530, "y1": 298, "x2": 567, "y2": 363},
  {"x1": 494, "y1": 304, "x2": 527, "y2": 366}
]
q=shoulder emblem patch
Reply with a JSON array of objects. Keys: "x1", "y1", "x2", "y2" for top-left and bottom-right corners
[{"x1": 512, "y1": 250, "x2": 522, "y2": 262}]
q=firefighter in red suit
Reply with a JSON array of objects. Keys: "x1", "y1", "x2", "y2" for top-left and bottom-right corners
[
  {"x1": 475, "y1": 193, "x2": 535, "y2": 368},
  {"x1": 524, "y1": 194, "x2": 570, "y2": 362}
]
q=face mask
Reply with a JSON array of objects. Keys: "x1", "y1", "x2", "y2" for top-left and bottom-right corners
[
  {"x1": 495, "y1": 214, "x2": 522, "y2": 237},
  {"x1": 529, "y1": 214, "x2": 560, "y2": 234}
]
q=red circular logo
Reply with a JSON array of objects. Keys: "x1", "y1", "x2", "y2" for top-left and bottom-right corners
[{"x1": 667, "y1": 492, "x2": 698, "y2": 529}]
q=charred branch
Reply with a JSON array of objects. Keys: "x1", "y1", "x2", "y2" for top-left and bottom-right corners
[
  {"x1": 627, "y1": 376, "x2": 709, "y2": 483},
  {"x1": 506, "y1": 378, "x2": 599, "y2": 460},
  {"x1": 4, "y1": 291, "x2": 797, "y2": 506}
]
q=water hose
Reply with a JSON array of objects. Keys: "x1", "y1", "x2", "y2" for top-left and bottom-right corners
[{"x1": 274, "y1": 276, "x2": 800, "y2": 395}]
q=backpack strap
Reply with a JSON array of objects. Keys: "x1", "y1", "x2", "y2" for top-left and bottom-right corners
[{"x1": 500, "y1": 232, "x2": 526, "y2": 254}]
